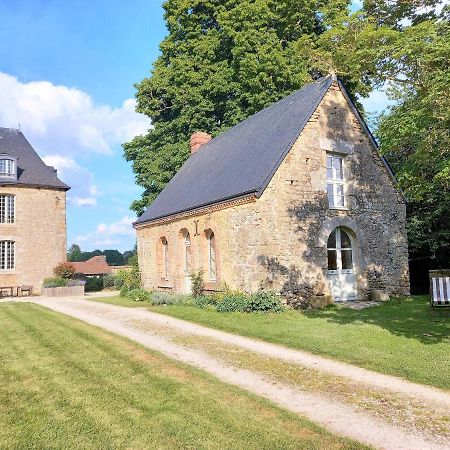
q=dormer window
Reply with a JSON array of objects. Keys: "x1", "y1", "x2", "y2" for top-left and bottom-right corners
[{"x1": 0, "y1": 155, "x2": 17, "y2": 179}]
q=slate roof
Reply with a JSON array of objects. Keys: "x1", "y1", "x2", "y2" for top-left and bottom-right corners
[
  {"x1": 136, "y1": 76, "x2": 333, "y2": 225},
  {"x1": 0, "y1": 127, "x2": 69, "y2": 190},
  {"x1": 72, "y1": 256, "x2": 112, "y2": 276}
]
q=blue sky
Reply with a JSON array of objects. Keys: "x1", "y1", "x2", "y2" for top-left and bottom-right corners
[{"x1": 0, "y1": 0, "x2": 387, "y2": 252}]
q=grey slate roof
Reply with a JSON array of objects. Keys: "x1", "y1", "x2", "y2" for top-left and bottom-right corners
[
  {"x1": 0, "y1": 128, "x2": 69, "y2": 190},
  {"x1": 136, "y1": 76, "x2": 333, "y2": 225}
]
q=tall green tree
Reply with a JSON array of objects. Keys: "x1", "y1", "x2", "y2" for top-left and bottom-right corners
[
  {"x1": 124, "y1": 0, "x2": 352, "y2": 215},
  {"x1": 316, "y1": 1, "x2": 450, "y2": 264}
]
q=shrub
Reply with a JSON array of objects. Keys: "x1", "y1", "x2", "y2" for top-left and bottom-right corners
[
  {"x1": 127, "y1": 289, "x2": 151, "y2": 302},
  {"x1": 151, "y1": 292, "x2": 187, "y2": 306},
  {"x1": 43, "y1": 277, "x2": 68, "y2": 288},
  {"x1": 190, "y1": 269, "x2": 205, "y2": 298},
  {"x1": 102, "y1": 273, "x2": 115, "y2": 288},
  {"x1": 216, "y1": 293, "x2": 249, "y2": 312},
  {"x1": 193, "y1": 295, "x2": 216, "y2": 309},
  {"x1": 85, "y1": 277, "x2": 103, "y2": 292},
  {"x1": 245, "y1": 290, "x2": 284, "y2": 313},
  {"x1": 120, "y1": 285, "x2": 129, "y2": 297},
  {"x1": 53, "y1": 262, "x2": 76, "y2": 279}
]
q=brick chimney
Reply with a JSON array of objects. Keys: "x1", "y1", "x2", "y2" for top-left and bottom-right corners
[{"x1": 190, "y1": 132, "x2": 212, "y2": 154}]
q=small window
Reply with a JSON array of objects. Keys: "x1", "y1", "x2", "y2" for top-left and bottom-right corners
[
  {"x1": 161, "y1": 237, "x2": 169, "y2": 280},
  {"x1": 0, "y1": 241, "x2": 15, "y2": 270},
  {"x1": 0, "y1": 159, "x2": 15, "y2": 177},
  {"x1": 326, "y1": 154, "x2": 346, "y2": 208},
  {"x1": 207, "y1": 231, "x2": 217, "y2": 282},
  {"x1": 0, "y1": 195, "x2": 15, "y2": 223}
]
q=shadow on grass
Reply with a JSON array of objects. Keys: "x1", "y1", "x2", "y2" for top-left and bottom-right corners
[{"x1": 306, "y1": 296, "x2": 450, "y2": 344}]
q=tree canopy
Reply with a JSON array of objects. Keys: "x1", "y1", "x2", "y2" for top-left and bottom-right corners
[
  {"x1": 125, "y1": 0, "x2": 449, "y2": 265},
  {"x1": 67, "y1": 245, "x2": 136, "y2": 266}
]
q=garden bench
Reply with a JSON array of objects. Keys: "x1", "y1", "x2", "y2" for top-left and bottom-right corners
[{"x1": 429, "y1": 270, "x2": 450, "y2": 308}]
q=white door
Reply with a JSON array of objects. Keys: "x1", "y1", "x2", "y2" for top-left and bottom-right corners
[{"x1": 326, "y1": 228, "x2": 357, "y2": 301}]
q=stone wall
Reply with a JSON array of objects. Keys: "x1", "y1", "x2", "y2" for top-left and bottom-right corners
[
  {"x1": 136, "y1": 81, "x2": 410, "y2": 300},
  {"x1": 0, "y1": 185, "x2": 67, "y2": 294}
]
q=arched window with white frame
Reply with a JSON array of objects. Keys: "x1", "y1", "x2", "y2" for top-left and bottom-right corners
[
  {"x1": 0, "y1": 156, "x2": 16, "y2": 178},
  {"x1": 327, "y1": 227, "x2": 353, "y2": 273},
  {"x1": 161, "y1": 237, "x2": 169, "y2": 280},
  {"x1": 207, "y1": 230, "x2": 217, "y2": 282},
  {"x1": 183, "y1": 231, "x2": 191, "y2": 275}
]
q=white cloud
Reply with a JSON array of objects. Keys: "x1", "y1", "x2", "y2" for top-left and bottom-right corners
[
  {"x1": 42, "y1": 155, "x2": 99, "y2": 207},
  {"x1": 74, "y1": 216, "x2": 136, "y2": 250},
  {"x1": 0, "y1": 72, "x2": 149, "y2": 157},
  {"x1": 0, "y1": 71, "x2": 150, "y2": 207}
]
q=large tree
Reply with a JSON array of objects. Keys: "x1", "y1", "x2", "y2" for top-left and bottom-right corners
[
  {"x1": 316, "y1": 0, "x2": 450, "y2": 265},
  {"x1": 124, "y1": 0, "x2": 353, "y2": 215}
]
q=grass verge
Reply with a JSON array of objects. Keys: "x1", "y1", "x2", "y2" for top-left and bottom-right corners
[
  {"x1": 0, "y1": 302, "x2": 363, "y2": 449},
  {"x1": 90, "y1": 295, "x2": 450, "y2": 390}
]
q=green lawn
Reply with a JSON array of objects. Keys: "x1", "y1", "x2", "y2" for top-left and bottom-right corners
[
  {"x1": 91, "y1": 295, "x2": 450, "y2": 390},
  {"x1": 0, "y1": 302, "x2": 363, "y2": 450}
]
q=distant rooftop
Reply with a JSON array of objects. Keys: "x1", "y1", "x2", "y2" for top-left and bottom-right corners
[{"x1": 0, "y1": 127, "x2": 69, "y2": 190}]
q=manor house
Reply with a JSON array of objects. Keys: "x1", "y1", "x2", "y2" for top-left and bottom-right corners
[{"x1": 0, "y1": 128, "x2": 69, "y2": 293}]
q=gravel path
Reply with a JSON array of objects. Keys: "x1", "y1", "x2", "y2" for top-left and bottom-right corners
[{"x1": 25, "y1": 296, "x2": 450, "y2": 450}]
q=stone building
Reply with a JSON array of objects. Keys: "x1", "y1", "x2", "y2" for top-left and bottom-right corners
[
  {"x1": 0, "y1": 128, "x2": 69, "y2": 293},
  {"x1": 134, "y1": 76, "x2": 410, "y2": 302}
]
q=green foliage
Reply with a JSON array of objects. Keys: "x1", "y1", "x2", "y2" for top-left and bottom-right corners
[
  {"x1": 193, "y1": 295, "x2": 217, "y2": 309},
  {"x1": 190, "y1": 269, "x2": 205, "y2": 298},
  {"x1": 150, "y1": 292, "x2": 188, "y2": 305},
  {"x1": 124, "y1": 0, "x2": 353, "y2": 215},
  {"x1": 53, "y1": 262, "x2": 75, "y2": 279},
  {"x1": 67, "y1": 244, "x2": 137, "y2": 266},
  {"x1": 43, "y1": 277, "x2": 68, "y2": 288},
  {"x1": 216, "y1": 293, "x2": 249, "y2": 313},
  {"x1": 85, "y1": 278, "x2": 103, "y2": 292},
  {"x1": 117, "y1": 268, "x2": 141, "y2": 297},
  {"x1": 244, "y1": 291, "x2": 284, "y2": 313},
  {"x1": 102, "y1": 274, "x2": 115, "y2": 288},
  {"x1": 126, "y1": 289, "x2": 152, "y2": 302}
]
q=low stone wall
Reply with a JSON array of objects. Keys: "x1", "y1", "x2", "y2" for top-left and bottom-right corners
[{"x1": 42, "y1": 286, "x2": 85, "y2": 297}]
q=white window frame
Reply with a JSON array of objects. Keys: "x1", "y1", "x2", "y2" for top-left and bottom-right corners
[
  {"x1": 0, "y1": 159, "x2": 16, "y2": 177},
  {"x1": 326, "y1": 154, "x2": 347, "y2": 209},
  {"x1": 327, "y1": 228, "x2": 353, "y2": 275},
  {"x1": 208, "y1": 232, "x2": 217, "y2": 282},
  {"x1": 0, "y1": 240, "x2": 15, "y2": 270},
  {"x1": 0, "y1": 194, "x2": 15, "y2": 223},
  {"x1": 184, "y1": 232, "x2": 191, "y2": 275},
  {"x1": 161, "y1": 237, "x2": 169, "y2": 280}
]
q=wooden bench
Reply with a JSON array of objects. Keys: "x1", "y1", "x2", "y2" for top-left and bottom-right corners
[
  {"x1": 0, "y1": 285, "x2": 33, "y2": 298},
  {"x1": 429, "y1": 270, "x2": 450, "y2": 308}
]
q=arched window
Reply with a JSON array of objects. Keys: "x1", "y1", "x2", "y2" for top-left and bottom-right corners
[
  {"x1": 161, "y1": 237, "x2": 169, "y2": 280},
  {"x1": 207, "y1": 231, "x2": 217, "y2": 282},
  {"x1": 0, "y1": 194, "x2": 15, "y2": 223},
  {"x1": 0, "y1": 240, "x2": 15, "y2": 270},
  {"x1": 327, "y1": 228, "x2": 353, "y2": 272},
  {"x1": 183, "y1": 231, "x2": 191, "y2": 275}
]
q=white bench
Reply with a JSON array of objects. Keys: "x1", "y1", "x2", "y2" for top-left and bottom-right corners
[{"x1": 430, "y1": 276, "x2": 450, "y2": 308}]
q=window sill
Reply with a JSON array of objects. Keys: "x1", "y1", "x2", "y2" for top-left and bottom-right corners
[
  {"x1": 328, "y1": 206, "x2": 349, "y2": 211},
  {"x1": 157, "y1": 279, "x2": 173, "y2": 289},
  {"x1": 204, "y1": 281, "x2": 221, "y2": 292}
]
